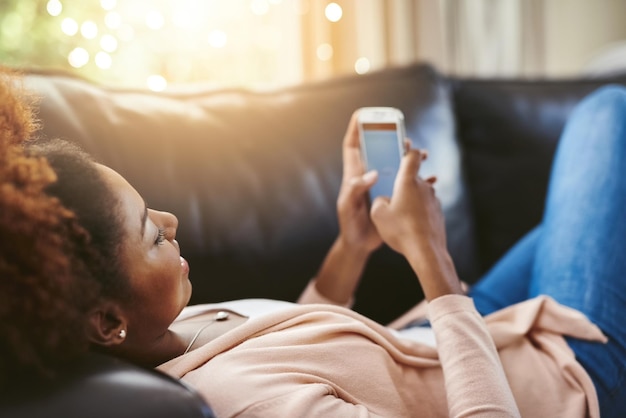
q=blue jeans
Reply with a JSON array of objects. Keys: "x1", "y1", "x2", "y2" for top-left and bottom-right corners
[{"x1": 468, "y1": 85, "x2": 626, "y2": 418}]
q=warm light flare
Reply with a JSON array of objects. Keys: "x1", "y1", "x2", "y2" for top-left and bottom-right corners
[
  {"x1": 100, "y1": 34, "x2": 118, "y2": 52},
  {"x1": 68, "y1": 48, "x2": 89, "y2": 68},
  {"x1": 100, "y1": 0, "x2": 117, "y2": 11},
  {"x1": 95, "y1": 51, "x2": 112, "y2": 69},
  {"x1": 317, "y1": 43, "x2": 333, "y2": 61},
  {"x1": 355, "y1": 57, "x2": 370, "y2": 74},
  {"x1": 147, "y1": 75, "x2": 167, "y2": 91},
  {"x1": 26, "y1": 0, "x2": 337, "y2": 89},
  {"x1": 61, "y1": 18, "x2": 79, "y2": 36},
  {"x1": 145, "y1": 11, "x2": 164, "y2": 30},
  {"x1": 251, "y1": 0, "x2": 270, "y2": 16},
  {"x1": 81, "y1": 21, "x2": 98, "y2": 39},
  {"x1": 47, "y1": 0, "x2": 62, "y2": 17},
  {"x1": 208, "y1": 30, "x2": 228, "y2": 48},
  {"x1": 325, "y1": 3, "x2": 342, "y2": 22}
]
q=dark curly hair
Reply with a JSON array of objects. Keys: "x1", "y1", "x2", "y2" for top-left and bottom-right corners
[
  {"x1": 0, "y1": 68, "x2": 129, "y2": 389},
  {"x1": 26, "y1": 139, "x2": 129, "y2": 300}
]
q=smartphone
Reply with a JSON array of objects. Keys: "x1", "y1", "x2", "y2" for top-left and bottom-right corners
[{"x1": 357, "y1": 107, "x2": 406, "y2": 202}]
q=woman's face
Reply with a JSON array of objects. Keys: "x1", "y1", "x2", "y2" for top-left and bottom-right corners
[{"x1": 96, "y1": 164, "x2": 192, "y2": 345}]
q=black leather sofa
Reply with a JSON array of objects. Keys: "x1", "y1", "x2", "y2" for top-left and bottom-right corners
[{"x1": 2, "y1": 63, "x2": 625, "y2": 417}]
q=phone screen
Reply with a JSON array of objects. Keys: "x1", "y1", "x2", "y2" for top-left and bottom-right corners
[{"x1": 361, "y1": 122, "x2": 402, "y2": 201}]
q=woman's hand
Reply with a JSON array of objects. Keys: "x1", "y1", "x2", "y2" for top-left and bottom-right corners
[
  {"x1": 370, "y1": 148, "x2": 442, "y2": 256},
  {"x1": 304, "y1": 113, "x2": 381, "y2": 306},
  {"x1": 336, "y1": 112, "x2": 382, "y2": 255},
  {"x1": 370, "y1": 148, "x2": 463, "y2": 301}
]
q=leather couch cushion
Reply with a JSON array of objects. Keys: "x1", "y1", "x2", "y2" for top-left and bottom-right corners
[
  {"x1": 25, "y1": 64, "x2": 471, "y2": 323},
  {"x1": 453, "y1": 77, "x2": 626, "y2": 273},
  {"x1": 0, "y1": 353, "x2": 213, "y2": 418}
]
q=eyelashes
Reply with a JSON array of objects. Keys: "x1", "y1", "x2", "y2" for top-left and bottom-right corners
[{"x1": 155, "y1": 228, "x2": 166, "y2": 246}]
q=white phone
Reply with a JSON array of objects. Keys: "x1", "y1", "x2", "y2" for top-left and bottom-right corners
[{"x1": 357, "y1": 107, "x2": 406, "y2": 202}]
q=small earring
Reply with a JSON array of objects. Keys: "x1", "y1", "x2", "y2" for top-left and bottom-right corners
[{"x1": 118, "y1": 329, "x2": 127, "y2": 339}]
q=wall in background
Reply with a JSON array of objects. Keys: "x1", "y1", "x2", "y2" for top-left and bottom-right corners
[
  {"x1": 544, "y1": 0, "x2": 626, "y2": 76},
  {"x1": 427, "y1": 0, "x2": 626, "y2": 78}
]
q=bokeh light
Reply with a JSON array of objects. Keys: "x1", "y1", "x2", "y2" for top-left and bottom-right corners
[
  {"x1": 147, "y1": 74, "x2": 167, "y2": 91},
  {"x1": 355, "y1": 57, "x2": 371, "y2": 74},
  {"x1": 68, "y1": 47, "x2": 89, "y2": 68},
  {"x1": 0, "y1": 0, "x2": 366, "y2": 89},
  {"x1": 208, "y1": 30, "x2": 227, "y2": 48},
  {"x1": 325, "y1": 3, "x2": 342, "y2": 22},
  {"x1": 47, "y1": 0, "x2": 62, "y2": 17},
  {"x1": 61, "y1": 18, "x2": 79, "y2": 36},
  {"x1": 317, "y1": 43, "x2": 333, "y2": 61},
  {"x1": 251, "y1": 0, "x2": 270, "y2": 16},
  {"x1": 145, "y1": 11, "x2": 164, "y2": 30},
  {"x1": 100, "y1": 0, "x2": 116, "y2": 11},
  {"x1": 100, "y1": 34, "x2": 118, "y2": 52},
  {"x1": 81, "y1": 21, "x2": 98, "y2": 39},
  {"x1": 95, "y1": 51, "x2": 112, "y2": 69}
]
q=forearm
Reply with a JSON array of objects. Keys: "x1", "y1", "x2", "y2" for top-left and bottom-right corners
[
  {"x1": 405, "y1": 242, "x2": 463, "y2": 301},
  {"x1": 429, "y1": 295, "x2": 520, "y2": 417},
  {"x1": 311, "y1": 236, "x2": 371, "y2": 306}
]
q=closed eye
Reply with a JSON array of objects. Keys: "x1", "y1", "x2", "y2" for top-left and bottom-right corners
[{"x1": 155, "y1": 228, "x2": 166, "y2": 246}]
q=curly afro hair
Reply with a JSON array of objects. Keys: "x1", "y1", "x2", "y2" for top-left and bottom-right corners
[{"x1": 0, "y1": 68, "x2": 108, "y2": 388}]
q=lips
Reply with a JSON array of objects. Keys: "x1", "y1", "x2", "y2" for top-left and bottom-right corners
[{"x1": 180, "y1": 255, "x2": 190, "y2": 275}]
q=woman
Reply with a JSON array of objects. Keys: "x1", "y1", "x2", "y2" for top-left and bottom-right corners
[{"x1": 1, "y1": 67, "x2": 625, "y2": 416}]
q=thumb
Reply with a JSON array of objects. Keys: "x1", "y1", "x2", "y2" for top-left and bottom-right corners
[
  {"x1": 370, "y1": 195, "x2": 390, "y2": 226},
  {"x1": 348, "y1": 170, "x2": 378, "y2": 192}
]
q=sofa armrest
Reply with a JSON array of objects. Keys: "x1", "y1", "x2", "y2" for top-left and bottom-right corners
[{"x1": 0, "y1": 352, "x2": 214, "y2": 418}]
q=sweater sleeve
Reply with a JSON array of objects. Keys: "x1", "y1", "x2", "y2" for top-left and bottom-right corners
[{"x1": 428, "y1": 295, "x2": 521, "y2": 418}]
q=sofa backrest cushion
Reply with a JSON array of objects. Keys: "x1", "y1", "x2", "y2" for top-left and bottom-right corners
[
  {"x1": 453, "y1": 76, "x2": 626, "y2": 273},
  {"x1": 25, "y1": 64, "x2": 470, "y2": 323}
]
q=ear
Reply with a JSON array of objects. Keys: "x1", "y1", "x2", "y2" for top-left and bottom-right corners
[{"x1": 86, "y1": 301, "x2": 129, "y2": 347}]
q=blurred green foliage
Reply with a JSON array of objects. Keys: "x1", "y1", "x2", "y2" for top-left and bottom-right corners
[
  {"x1": 0, "y1": 0, "x2": 103, "y2": 74},
  {"x1": 0, "y1": 0, "x2": 297, "y2": 89}
]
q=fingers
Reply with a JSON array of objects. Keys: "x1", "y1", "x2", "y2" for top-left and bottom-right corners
[
  {"x1": 343, "y1": 111, "x2": 360, "y2": 150},
  {"x1": 403, "y1": 139, "x2": 427, "y2": 159},
  {"x1": 370, "y1": 195, "x2": 390, "y2": 224},
  {"x1": 342, "y1": 111, "x2": 364, "y2": 180},
  {"x1": 395, "y1": 148, "x2": 424, "y2": 189},
  {"x1": 353, "y1": 170, "x2": 377, "y2": 187},
  {"x1": 344, "y1": 170, "x2": 378, "y2": 199}
]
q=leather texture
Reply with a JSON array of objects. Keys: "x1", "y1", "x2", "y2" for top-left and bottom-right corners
[
  {"x1": 453, "y1": 77, "x2": 626, "y2": 272},
  {"x1": 0, "y1": 352, "x2": 214, "y2": 418}
]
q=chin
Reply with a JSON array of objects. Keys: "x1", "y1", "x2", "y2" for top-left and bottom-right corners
[{"x1": 182, "y1": 279, "x2": 193, "y2": 306}]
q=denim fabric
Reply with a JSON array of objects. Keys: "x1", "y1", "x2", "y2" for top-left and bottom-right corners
[{"x1": 468, "y1": 85, "x2": 626, "y2": 417}]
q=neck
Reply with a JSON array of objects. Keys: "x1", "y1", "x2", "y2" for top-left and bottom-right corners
[{"x1": 102, "y1": 330, "x2": 187, "y2": 368}]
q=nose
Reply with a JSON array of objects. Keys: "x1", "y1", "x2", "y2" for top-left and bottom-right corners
[
  {"x1": 150, "y1": 209, "x2": 179, "y2": 241},
  {"x1": 163, "y1": 211, "x2": 179, "y2": 241}
]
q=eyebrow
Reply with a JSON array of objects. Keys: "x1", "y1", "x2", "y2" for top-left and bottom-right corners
[{"x1": 140, "y1": 201, "x2": 148, "y2": 238}]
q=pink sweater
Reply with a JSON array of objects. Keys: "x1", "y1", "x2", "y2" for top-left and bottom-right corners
[{"x1": 159, "y1": 293, "x2": 606, "y2": 417}]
